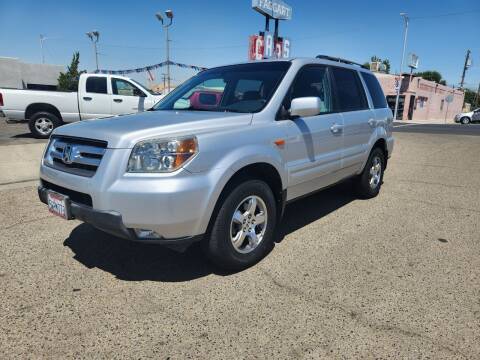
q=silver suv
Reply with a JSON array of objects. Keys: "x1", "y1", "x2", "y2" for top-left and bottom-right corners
[{"x1": 38, "y1": 57, "x2": 394, "y2": 270}]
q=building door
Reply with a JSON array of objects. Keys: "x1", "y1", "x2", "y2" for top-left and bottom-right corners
[{"x1": 408, "y1": 95, "x2": 415, "y2": 120}]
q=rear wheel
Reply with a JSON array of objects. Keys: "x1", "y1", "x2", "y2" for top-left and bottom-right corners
[
  {"x1": 205, "y1": 180, "x2": 277, "y2": 270},
  {"x1": 354, "y1": 147, "x2": 385, "y2": 199},
  {"x1": 28, "y1": 112, "x2": 62, "y2": 138},
  {"x1": 460, "y1": 117, "x2": 470, "y2": 125}
]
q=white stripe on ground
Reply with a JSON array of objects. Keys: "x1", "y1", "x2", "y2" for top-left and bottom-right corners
[{"x1": 393, "y1": 123, "x2": 423, "y2": 128}]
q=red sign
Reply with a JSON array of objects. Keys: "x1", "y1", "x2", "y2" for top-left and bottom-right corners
[{"x1": 249, "y1": 33, "x2": 290, "y2": 60}]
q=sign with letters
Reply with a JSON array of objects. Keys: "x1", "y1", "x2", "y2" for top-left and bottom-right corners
[
  {"x1": 249, "y1": 33, "x2": 291, "y2": 60},
  {"x1": 252, "y1": 0, "x2": 292, "y2": 20}
]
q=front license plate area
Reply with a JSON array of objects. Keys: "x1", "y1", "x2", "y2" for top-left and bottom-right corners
[{"x1": 47, "y1": 191, "x2": 71, "y2": 220}]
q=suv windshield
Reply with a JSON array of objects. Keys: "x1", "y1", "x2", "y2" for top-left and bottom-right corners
[{"x1": 153, "y1": 62, "x2": 291, "y2": 113}]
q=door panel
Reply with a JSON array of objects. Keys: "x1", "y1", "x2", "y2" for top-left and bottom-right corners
[
  {"x1": 111, "y1": 78, "x2": 147, "y2": 115},
  {"x1": 341, "y1": 109, "x2": 374, "y2": 169},
  {"x1": 282, "y1": 65, "x2": 344, "y2": 201},
  {"x1": 79, "y1": 76, "x2": 111, "y2": 119},
  {"x1": 330, "y1": 67, "x2": 373, "y2": 171},
  {"x1": 285, "y1": 113, "x2": 344, "y2": 199}
]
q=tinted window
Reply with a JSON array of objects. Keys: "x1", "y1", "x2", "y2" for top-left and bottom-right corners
[
  {"x1": 287, "y1": 66, "x2": 333, "y2": 114},
  {"x1": 361, "y1": 72, "x2": 388, "y2": 109},
  {"x1": 86, "y1": 77, "x2": 107, "y2": 94},
  {"x1": 331, "y1": 68, "x2": 368, "y2": 112}
]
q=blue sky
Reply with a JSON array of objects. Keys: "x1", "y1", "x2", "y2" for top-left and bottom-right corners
[{"x1": 0, "y1": 0, "x2": 479, "y2": 89}]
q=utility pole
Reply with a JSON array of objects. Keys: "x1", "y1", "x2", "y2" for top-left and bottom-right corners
[
  {"x1": 155, "y1": 10, "x2": 174, "y2": 93},
  {"x1": 39, "y1": 34, "x2": 46, "y2": 64},
  {"x1": 394, "y1": 13, "x2": 409, "y2": 121},
  {"x1": 459, "y1": 49, "x2": 471, "y2": 89},
  {"x1": 162, "y1": 73, "x2": 167, "y2": 93},
  {"x1": 86, "y1": 31, "x2": 100, "y2": 71}
]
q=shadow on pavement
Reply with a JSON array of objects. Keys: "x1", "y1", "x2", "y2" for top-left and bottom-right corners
[
  {"x1": 12, "y1": 132, "x2": 36, "y2": 139},
  {"x1": 64, "y1": 181, "x2": 356, "y2": 282}
]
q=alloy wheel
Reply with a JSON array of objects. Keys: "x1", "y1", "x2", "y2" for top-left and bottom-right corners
[{"x1": 230, "y1": 195, "x2": 268, "y2": 254}]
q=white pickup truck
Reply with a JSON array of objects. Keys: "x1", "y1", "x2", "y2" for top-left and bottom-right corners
[{"x1": 0, "y1": 73, "x2": 163, "y2": 138}]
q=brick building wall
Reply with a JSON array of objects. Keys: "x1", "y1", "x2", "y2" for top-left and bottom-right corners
[{"x1": 374, "y1": 72, "x2": 464, "y2": 121}]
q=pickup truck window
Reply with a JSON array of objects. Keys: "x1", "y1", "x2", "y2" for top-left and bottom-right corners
[
  {"x1": 153, "y1": 62, "x2": 291, "y2": 113},
  {"x1": 86, "y1": 77, "x2": 107, "y2": 94},
  {"x1": 331, "y1": 67, "x2": 368, "y2": 112},
  {"x1": 112, "y1": 78, "x2": 145, "y2": 97}
]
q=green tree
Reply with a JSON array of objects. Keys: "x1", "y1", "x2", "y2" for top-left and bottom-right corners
[
  {"x1": 464, "y1": 88, "x2": 479, "y2": 107},
  {"x1": 415, "y1": 70, "x2": 443, "y2": 84},
  {"x1": 57, "y1": 52, "x2": 85, "y2": 91}
]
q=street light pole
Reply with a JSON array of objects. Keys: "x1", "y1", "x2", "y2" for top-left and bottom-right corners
[
  {"x1": 86, "y1": 31, "x2": 100, "y2": 71},
  {"x1": 393, "y1": 13, "x2": 409, "y2": 121},
  {"x1": 166, "y1": 25, "x2": 171, "y2": 92},
  {"x1": 40, "y1": 34, "x2": 46, "y2": 64},
  {"x1": 155, "y1": 10, "x2": 174, "y2": 93}
]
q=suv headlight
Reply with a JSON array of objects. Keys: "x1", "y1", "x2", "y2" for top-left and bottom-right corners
[{"x1": 127, "y1": 136, "x2": 198, "y2": 173}]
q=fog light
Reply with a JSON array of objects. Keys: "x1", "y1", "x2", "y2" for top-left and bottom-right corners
[{"x1": 134, "y1": 229, "x2": 162, "y2": 239}]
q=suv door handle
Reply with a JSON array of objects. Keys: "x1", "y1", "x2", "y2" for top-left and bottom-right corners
[
  {"x1": 330, "y1": 123, "x2": 343, "y2": 134},
  {"x1": 83, "y1": 97, "x2": 92, "y2": 101},
  {"x1": 113, "y1": 99, "x2": 123, "y2": 103},
  {"x1": 368, "y1": 118, "x2": 377, "y2": 127}
]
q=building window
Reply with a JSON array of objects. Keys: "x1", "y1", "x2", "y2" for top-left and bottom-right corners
[
  {"x1": 417, "y1": 96, "x2": 427, "y2": 108},
  {"x1": 440, "y1": 99, "x2": 444, "y2": 111}
]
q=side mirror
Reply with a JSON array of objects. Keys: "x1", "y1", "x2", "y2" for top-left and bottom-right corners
[{"x1": 290, "y1": 97, "x2": 322, "y2": 118}]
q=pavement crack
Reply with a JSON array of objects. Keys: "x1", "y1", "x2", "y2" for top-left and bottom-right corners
[{"x1": 1, "y1": 215, "x2": 52, "y2": 231}]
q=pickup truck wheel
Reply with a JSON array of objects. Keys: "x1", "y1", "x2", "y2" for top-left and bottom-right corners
[
  {"x1": 29, "y1": 112, "x2": 61, "y2": 138},
  {"x1": 206, "y1": 180, "x2": 277, "y2": 270},
  {"x1": 354, "y1": 147, "x2": 385, "y2": 199},
  {"x1": 460, "y1": 117, "x2": 470, "y2": 125}
]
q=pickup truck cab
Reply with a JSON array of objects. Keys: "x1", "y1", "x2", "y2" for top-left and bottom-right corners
[
  {"x1": 38, "y1": 57, "x2": 394, "y2": 270},
  {"x1": 0, "y1": 73, "x2": 163, "y2": 138}
]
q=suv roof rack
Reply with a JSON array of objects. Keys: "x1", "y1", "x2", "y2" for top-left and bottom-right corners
[{"x1": 315, "y1": 55, "x2": 364, "y2": 68}]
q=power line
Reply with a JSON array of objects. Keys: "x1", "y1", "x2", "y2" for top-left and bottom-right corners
[{"x1": 411, "y1": 9, "x2": 480, "y2": 20}]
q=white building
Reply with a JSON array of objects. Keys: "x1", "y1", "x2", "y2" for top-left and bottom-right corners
[{"x1": 0, "y1": 57, "x2": 64, "y2": 90}]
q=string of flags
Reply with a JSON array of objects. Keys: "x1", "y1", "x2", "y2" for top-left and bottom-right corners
[{"x1": 94, "y1": 60, "x2": 208, "y2": 75}]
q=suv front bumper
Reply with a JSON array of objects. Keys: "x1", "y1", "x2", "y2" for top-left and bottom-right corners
[{"x1": 38, "y1": 185, "x2": 204, "y2": 249}]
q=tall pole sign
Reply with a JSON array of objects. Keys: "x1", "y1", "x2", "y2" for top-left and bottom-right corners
[{"x1": 249, "y1": 0, "x2": 292, "y2": 60}]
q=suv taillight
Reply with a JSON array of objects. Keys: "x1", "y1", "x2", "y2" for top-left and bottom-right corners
[{"x1": 0, "y1": 93, "x2": 3, "y2": 107}]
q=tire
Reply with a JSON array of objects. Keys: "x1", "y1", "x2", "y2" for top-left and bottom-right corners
[
  {"x1": 460, "y1": 117, "x2": 470, "y2": 125},
  {"x1": 205, "y1": 179, "x2": 277, "y2": 270},
  {"x1": 354, "y1": 147, "x2": 386, "y2": 199},
  {"x1": 28, "y1": 112, "x2": 62, "y2": 139}
]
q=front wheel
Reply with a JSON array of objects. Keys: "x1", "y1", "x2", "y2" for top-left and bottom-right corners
[
  {"x1": 354, "y1": 147, "x2": 385, "y2": 199},
  {"x1": 460, "y1": 117, "x2": 470, "y2": 125},
  {"x1": 205, "y1": 180, "x2": 277, "y2": 270}
]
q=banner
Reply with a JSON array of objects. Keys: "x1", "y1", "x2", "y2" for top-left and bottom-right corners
[{"x1": 95, "y1": 61, "x2": 207, "y2": 75}]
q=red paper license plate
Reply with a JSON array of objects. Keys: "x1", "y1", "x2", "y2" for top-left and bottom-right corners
[{"x1": 47, "y1": 191, "x2": 70, "y2": 220}]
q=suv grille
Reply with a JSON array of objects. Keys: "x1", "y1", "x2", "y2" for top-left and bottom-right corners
[{"x1": 44, "y1": 136, "x2": 108, "y2": 177}]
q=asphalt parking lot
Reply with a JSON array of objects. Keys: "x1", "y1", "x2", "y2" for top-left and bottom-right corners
[{"x1": 1, "y1": 121, "x2": 479, "y2": 358}]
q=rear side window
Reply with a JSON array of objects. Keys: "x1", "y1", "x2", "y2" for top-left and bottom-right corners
[
  {"x1": 331, "y1": 67, "x2": 368, "y2": 112},
  {"x1": 86, "y1": 77, "x2": 107, "y2": 94},
  {"x1": 361, "y1": 72, "x2": 388, "y2": 109}
]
